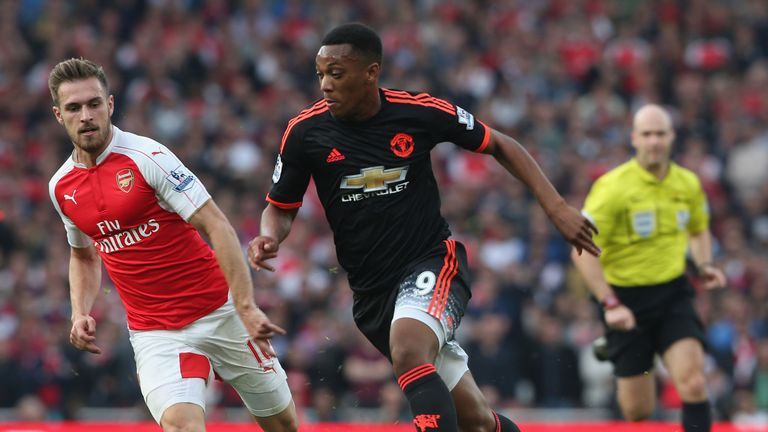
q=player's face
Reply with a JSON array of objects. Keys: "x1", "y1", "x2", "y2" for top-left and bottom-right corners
[
  {"x1": 52, "y1": 77, "x2": 114, "y2": 155},
  {"x1": 316, "y1": 44, "x2": 378, "y2": 121},
  {"x1": 631, "y1": 112, "x2": 674, "y2": 171}
]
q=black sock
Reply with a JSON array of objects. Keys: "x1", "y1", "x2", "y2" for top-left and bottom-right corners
[
  {"x1": 398, "y1": 363, "x2": 458, "y2": 432},
  {"x1": 682, "y1": 401, "x2": 711, "y2": 432},
  {"x1": 494, "y1": 411, "x2": 522, "y2": 432}
]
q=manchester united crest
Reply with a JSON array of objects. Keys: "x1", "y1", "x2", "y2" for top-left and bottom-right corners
[
  {"x1": 116, "y1": 169, "x2": 134, "y2": 193},
  {"x1": 390, "y1": 132, "x2": 414, "y2": 158}
]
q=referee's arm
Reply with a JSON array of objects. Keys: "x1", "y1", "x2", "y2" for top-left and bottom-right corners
[
  {"x1": 571, "y1": 250, "x2": 636, "y2": 331},
  {"x1": 571, "y1": 250, "x2": 613, "y2": 304},
  {"x1": 688, "y1": 230, "x2": 727, "y2": 290}
]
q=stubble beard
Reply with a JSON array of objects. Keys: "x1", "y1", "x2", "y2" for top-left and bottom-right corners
[{"x1": 73, "y1": 124, "x2": 110, "y2": 154}]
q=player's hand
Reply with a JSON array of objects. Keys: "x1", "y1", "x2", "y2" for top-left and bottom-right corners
[
  {"x1": 550, "y1": 202, "x2": 601, "y2": 257},
  {"x1": 247, "y1": 236, "x2": 279, "y2": 272},
  {"x1": 604, "y1": 305, "x2": 636, "y2": 332},
  {"x1": 699, "y1": 264, "x2": 727, "y2": 290},
  {"x1": 238, "y1": 305, "x2": 286, "y2": 357},
  {"x1": 70, "y1": 315, "x2": 102, "y2": 354}
]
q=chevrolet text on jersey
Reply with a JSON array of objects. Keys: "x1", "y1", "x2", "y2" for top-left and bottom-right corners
[{"x1": 340, "y1": 166, "x2": 409, "y2": 201}]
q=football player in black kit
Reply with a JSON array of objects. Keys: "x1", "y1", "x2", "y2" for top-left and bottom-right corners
[{"x1": 248, "y1": 23, "x2": 601, "y2": 432}]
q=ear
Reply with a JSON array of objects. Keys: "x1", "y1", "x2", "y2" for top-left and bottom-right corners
[
  {"x1": 52, "y1": 106, "x2": 64, "y2": 125},
  {"x1": 366, "y1": 62, "x2": 380, "y2": 83},
  {"x1": 108, "y1": 94, "x2": 115, "y2": 117}
]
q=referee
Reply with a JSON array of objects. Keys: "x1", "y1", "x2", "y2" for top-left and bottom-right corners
[{"x1": 571, "y1": 104, "x2": 726, "y2": 432}]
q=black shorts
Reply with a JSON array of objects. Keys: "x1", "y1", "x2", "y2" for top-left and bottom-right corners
[
  {"x1": 604, "y1": 275, "x2": 706, "y2": 377},
  {"x1": 352, "y1": 239, "x2": 472, "y2": 360}
]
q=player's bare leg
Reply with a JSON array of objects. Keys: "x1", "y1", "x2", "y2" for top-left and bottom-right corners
[
  {"x1": 390, "y1": 318, "x2": 440, "y2": 376},
  {"x1": 616, "y1": 373, "x2": 656, "y2": 421},
  {"x1": 253, "y1": 400, "x2": 299, "y2": 432},
  {"x1": 390, "y1": 317, "x2": 457, "y2": 431},
  {"x1": 452, "y1": 372, "x2": 521, "y2": 432},
  {"x1": 663, "y1": 338, "x2": 711, "y2": 432},
  {"x1": 663, "y1": 338, "x2": 708, "y2": 402},
  {"x1": 160, "y1": 402, "x2": 205, "y2": 432},
  {"x1": 451, "y1": 372, "x2": 496, "y2": 432}
]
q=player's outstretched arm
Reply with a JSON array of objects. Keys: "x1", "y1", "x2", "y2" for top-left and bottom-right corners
[
  {"x1": 247, "y1": 204, "x2": 298, "y2": 272},
  {"x1": 482, "y1": 128, "x2": 601, "y2": 257},
  {"x1": 69, "y1": 245, "x2": 103, "y2": 354},
  {"x1": 190, "y1": 200, "x2": 286, "y2": 355}
]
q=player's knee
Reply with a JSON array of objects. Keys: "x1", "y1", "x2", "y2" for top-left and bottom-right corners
[
  {"x1": 276, "y1": 412, "x2": 299, "y2": 432},
  {"x1": 269, "y1": 416, "x2": 298, "y2": 432},
  {"x1": 621, "y1": 402, "x2": 654, "y2": 422},
  {"x1": 253, "y1": 398, "x2": 299, "y2": 432},
  {"x1": 677, "y1": 372, "x2": 708, "y2": 401},
  {"x1": 457, "y1": 409, "x2": 496, "y2": 432},
  {"x1": 160, "y1": 412, "x2": 204, "y2": 432},
  {"x1": 390, "y1": 344, "x2": 434, "y2": 377}
]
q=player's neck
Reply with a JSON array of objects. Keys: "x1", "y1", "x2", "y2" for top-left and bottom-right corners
[
  {"x1": 350, "y1": 89, "x2": 382, "y2": 122},
  {"x1": 639, "y1": 160, "x2": 669, "y2": 180}
]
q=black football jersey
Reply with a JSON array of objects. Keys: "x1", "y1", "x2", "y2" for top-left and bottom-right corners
[{"x1": 268, "y1": 89, "x2": 490, "y2": 294}]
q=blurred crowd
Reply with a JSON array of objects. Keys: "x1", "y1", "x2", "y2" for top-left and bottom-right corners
[{"x1": 1, "y1": 0, "x2": 767, "y2": 425}]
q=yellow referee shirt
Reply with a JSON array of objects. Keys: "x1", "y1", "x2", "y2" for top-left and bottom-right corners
[{"x1": 582, "y1": 158, "x2": 709, "y2": 287}]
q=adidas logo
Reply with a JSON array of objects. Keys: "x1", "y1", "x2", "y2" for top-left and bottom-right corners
[{"x1": 326, "y1": 148, "x2": 346, "y2": 163}]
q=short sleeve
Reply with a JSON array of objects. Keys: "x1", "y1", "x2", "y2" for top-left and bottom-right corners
[
  {"x1": 267, "y1": 126, "x2": 311, "y2": 209},
  {"x1": 49, "y1": 181, "x2": 92, "y2": 248},
  {"x1": 431, "y1": 101, "x2": 491, "y2": 153},
  {"x1": 687, "y1": 176, "x2": 710, "y2": 234},
  {"x1": 582, "y1": 177, "x2": 617, "y2": 248},
  {"x1": 137, "y1": 143, "x2": 211, "y2": 221}
]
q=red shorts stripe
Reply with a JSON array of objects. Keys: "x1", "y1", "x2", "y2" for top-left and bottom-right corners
[
  {"x1": 428, "y1": 240, "x2": 449, "y2": 316},
  {"x1": 431, "y1": 240, "x2": 457, "y2": 318},
  {"x1": 428, "y1": 240, "x2": 454, "y2": 316},
  {"x1": 246, "y1": 340, "x2": 263, "y2": 364},
  {"x1": 179, "y1": 352, "x2": 210, "y2": 381},
  {"x1": 436, "y1": 240, "x2": 459, "y2": 318}
]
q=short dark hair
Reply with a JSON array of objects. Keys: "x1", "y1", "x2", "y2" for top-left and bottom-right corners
[
  {"x1": 321, "y1": 23, "x2": 382, "y2": 65},
  {"x1": 48, "y1": 58, "x2": 109, "y2": 106}
]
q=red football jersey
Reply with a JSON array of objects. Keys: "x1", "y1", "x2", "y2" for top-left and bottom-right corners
[{"x1": 49, "y1": 126, "x2": 228, "y2": 330}]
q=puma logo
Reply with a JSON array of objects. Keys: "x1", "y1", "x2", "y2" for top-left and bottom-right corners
[
  {"x1": 64, "y1": 190, "x2": 78, "y2": 205},
  {"x1": 151, "y1": 150, "x2": 165, "y2": 156}
]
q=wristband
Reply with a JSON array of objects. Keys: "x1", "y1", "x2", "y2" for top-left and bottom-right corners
[
  {"x1": 696, "y1": 262, "x2": 713, "y2": 275},
  {"x1": 601, "y1": 293, "x2": 621, "y2": 310}
]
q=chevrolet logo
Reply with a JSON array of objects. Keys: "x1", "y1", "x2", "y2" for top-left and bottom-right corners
[{"x1": 341, "y1": 166, "x2": 408, "y2": 192}]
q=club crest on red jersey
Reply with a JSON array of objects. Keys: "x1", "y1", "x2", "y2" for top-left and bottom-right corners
[
  {"x1": 390, "y1": 132, "x2": 414, "y2": 158},
  {"x1": 116, "y1": 169, "x2": 134, "y2": 193}
]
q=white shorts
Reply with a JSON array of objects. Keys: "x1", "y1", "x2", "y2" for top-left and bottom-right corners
[
  {"x1": 129, "y1": 298, "x2": 291, "y2": 423},
  {"x1": 392, "y1": 306, "x2": 470, "y2": 390}
]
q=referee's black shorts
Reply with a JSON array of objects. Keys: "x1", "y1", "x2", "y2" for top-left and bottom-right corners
[{"x1": 604, "y1": 275, "x2": 706, "y2": 377}]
